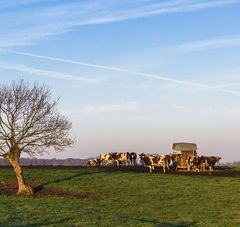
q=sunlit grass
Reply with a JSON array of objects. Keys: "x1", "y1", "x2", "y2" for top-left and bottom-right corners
[{"x1": 0, "y1": 167, "x2": 240, "y2": 226}]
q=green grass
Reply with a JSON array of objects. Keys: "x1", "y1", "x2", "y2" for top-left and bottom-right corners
[
  {"x1": 233, "y1": 165, "x2": 240, "y2": 171},
  {"x1": 0, "y1": 167, "x2": 240, "y2": 226}
]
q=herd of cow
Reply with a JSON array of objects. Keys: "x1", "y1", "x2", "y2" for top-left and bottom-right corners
[
  {"x1": 185, "y1": 155, "x2": 221, "y2": 172},
  {"x1": 86, "y1": 151, "x2": 221, "y2": 173}
]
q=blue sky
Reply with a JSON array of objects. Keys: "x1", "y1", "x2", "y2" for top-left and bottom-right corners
[{"x1": 1, "y1": 0, "x2": 240, "y2": 161}]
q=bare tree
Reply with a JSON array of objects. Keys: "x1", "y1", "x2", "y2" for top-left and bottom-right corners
[{"x1": 0, "y1": 80, "x2": 73, "y2": 195}]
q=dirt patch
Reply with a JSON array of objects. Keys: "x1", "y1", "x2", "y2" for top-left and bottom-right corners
[
  {"x1": 84, "y1": 166, "x2": 240, "y2": 178},
  {"x1": 0, "y1": 181, "x2": 99, "y2": 200},
  {"x1": 1, "y1": 165, "x2": 240, "y2": 178},
  {"x1": 34, "y1": 186, "x2": 99, "y2": 200},
  {"x1": 0, "y1": 181, "x2": 17, "y2": 196},
  {"x1": 169, "y1": 170, "x2": 240, "y2": 178},
  {"x1": 84, "y1": 165, "x2": 240, "y2": 177}
]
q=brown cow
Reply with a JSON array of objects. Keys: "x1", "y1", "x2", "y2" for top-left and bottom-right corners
[
  {"x1": 99, "y1": 153, "x2": 114, "y2": 166},
  {"x1": 185, "y1": 156, "x2": 201, "y2": 172},
  {"x1": 114, "y1": 152, "x2": 132, "y2": 166},
  {"x1": 86, "y1": 159, "x2": 100, "y2": 166},
  {"x1": 201, "y1": 156, "x2": 221, "y2": 172},
  {"x1": 139, "y1": 153, "x2": 166, "y2": 173},
  {"x1": 170, "y1": 154, "x2": 181, "y2": 171},
  {"x1": 99, "y1": 152, "x2": 132, "y2": 166},
  {"x1": 186, "y1": 155, "x2": 221, "y2": 172},
  {"x1": 164, "y1": 155, "x2": 172, "y2": 171}
]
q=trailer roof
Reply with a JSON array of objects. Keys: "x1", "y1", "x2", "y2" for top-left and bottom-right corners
[{"x1": 172, "y1": 143, "x2": 197, "y2": 151}]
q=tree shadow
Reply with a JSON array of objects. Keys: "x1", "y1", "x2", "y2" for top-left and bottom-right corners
[
  {"x1": 33, "y1": 170, "x2": 103, "y2": 193},
  {"x1": 84, "y1": 208, "x2": 197, "y2": 226},
  {"x1": 0, "y1": 217, "x2": 73, "y2": 227},
  {"x1": 113, "y1": 212, "x2": 196, "y2": 226},
  {"x1": 33, "y1": 184, "x2": 44, "y2": 193},
  {"x1": 45, "y1": 170, "x2": 103, "y2": 185},
  {"x1": 127, "y1": 216, "x2": 196, "y2": 226},
  {"x1": 117, "y1": 214, "x2": 196, "y2": 226}
]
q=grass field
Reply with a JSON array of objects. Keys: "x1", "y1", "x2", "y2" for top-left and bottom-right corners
[{"x1": 0, "y1": 167, "x2": 240, "y2": 226}]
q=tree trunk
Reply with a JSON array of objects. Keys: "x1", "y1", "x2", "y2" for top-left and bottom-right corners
[{"x1": 4, "y1": 151, "x2": 33, "y2": 195}]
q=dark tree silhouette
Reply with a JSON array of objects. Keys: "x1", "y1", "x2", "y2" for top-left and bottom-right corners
[{"x1": 0, "y1": 80, "x2": 73, "y2": 195}]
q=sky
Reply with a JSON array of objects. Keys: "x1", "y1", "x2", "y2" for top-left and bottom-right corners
[{"x1": 0, "y1": 0, "x2": 240, "y2": 162}]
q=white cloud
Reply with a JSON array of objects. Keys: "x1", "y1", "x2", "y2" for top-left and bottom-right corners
[
  {"x1": 82, "y1": 102, "x2": 140, "y2": 114},
  {"x1": 168, "y1": 35, "x2": 240, "y2": 53},
  {"x1": 0, "y1": 0, "x2": 240, "y2": 47}
]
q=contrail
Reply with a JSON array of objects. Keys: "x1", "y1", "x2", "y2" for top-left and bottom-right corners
[
  {"x1": 1, "y1": 48, "x2": 240, "y2": 95},
  {"x1": 0, "y1": 60, "x2": 147, "y2": 90},
  {"x1": 0, "y1": 61, "x2": 98, "y2": 82}
]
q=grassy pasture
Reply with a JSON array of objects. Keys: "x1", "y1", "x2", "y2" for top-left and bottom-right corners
[{"x1": 0, "y1": 167, "x2": 240, "y2": 226}]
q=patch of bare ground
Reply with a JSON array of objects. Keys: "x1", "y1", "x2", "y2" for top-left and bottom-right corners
[
  {"x1": 84, "y1": 165, "x2": 240, "y2": 177},
  {"x1": 169, "y1": 170, "x2": 240, "y2": 177},
  {"x1": 1, "y1": 165, "x2": 239, "y2": 177},
  {"x1": 0, "y1": 181, "x2": 99, "y2": 200},
  {"x1": 86, "y1": 166, "x2": 240, "y2": 177}
]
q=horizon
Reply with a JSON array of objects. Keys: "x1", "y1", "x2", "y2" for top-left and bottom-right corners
[{"x1": 1, "y1": 0, "x2": 240, "y2": 162}]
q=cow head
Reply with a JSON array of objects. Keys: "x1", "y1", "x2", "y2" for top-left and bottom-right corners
[
  {"x1": 214, "y1": 156, "x2": 221, "y2": 162},
  {"x1": 130, "y1": 152, "x2": 137, "y2": 159},
  {"x1": 139, "y1": 153, "x2": 146, "y2": 160}
]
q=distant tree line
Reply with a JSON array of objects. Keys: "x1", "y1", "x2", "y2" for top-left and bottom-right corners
[{"x1": 0, "y1": 158, "x2": 88, "y2": 166}]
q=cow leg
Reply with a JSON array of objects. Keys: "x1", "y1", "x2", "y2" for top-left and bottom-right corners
[
  {"x1": 166, "y1": 164, "x2": 169, "y2": 171},
  {"x1": 209, "y1": 166, "x2": 213, "y2": 172},
  {"x1": 163, "y1": 166, "x2": 166, "y2": 173},
  {"x1": 193, "y1": 166, "x2": 199, "y2": 172},
  {"x1": 150, "y1": 166, "x2": 154, "y2": 173},
  {"x1": 148, "y1": 166, "x2": 152, "y2": 173}
]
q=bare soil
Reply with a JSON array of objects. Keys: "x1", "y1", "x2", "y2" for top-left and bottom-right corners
[
  {"x1": 85, "y1": 165, "x2": 240, "y2": 177},
  {"x1": 1, "y1": 165, "x2": 240, "y2": 177},
  {"x1": 0, "y1": 181, "x2": 99, "y2": 199}
]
